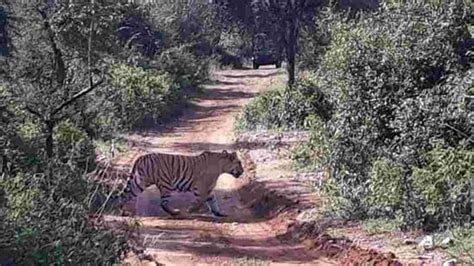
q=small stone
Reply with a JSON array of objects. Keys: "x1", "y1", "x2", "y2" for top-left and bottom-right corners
[
  {"x1": 442, "y1": 259, "x2": 457, "y2": 266},
  {"x1": 138, "y1": 253, "x2": 154, "y2": 261},
  {"x1": 418, "y1": 255, "x2": 434, "y2": 260},
  {"x1": 418, "y1": 235, "x2": 434, "y2": 250},
  {"x1": 441, "y1": 237, "x2": 453, "y2": 247},
  {"x1": 403, "y1": 238, "x2": 417, "y2": 245}
]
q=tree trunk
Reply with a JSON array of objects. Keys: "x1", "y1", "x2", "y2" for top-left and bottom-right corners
[
  {"x1": 45, "y1": 120, "x2": 55, "y2": 159},
  {"x1": 286, "y1": 16, "x2": 298, "y2": 87},
  {"x1": 1, "y1": 155, "x2": 7, "y2": 175},
  {"x1": 286, "y1": 45, "x2": 296, "y2": 86}
]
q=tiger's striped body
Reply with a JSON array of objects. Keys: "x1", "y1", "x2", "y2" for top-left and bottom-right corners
[{"x1": 113, "y1": 150, "x2": 244, "y2": 217}]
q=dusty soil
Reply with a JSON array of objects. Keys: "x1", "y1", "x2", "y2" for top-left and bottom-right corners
[{"x1": 100, "y1": 66, "x2": 405, "y2": 265}]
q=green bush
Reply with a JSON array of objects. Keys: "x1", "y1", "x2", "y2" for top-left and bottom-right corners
[
  {"x1": 295, "y1": 1, "x2": 472, "y2": 230},
  {"x1": 0, "y1": 164, "x2": 129, "y2": 265},
  {"x1": 444, "y1": 227, "x2": 474, "y2": 264},
  {"x1": 294, "y1": 72, "x2": 332, "y2": 121},
  {"x1": 95, "y1": 64, "x2": 180, "y2": 133},
  {"x1": 238, "y1": 74, "x2": 331, "y2": 131},
  {"x1": 321, "y1": 177, "x2": 349, "y2": 217},
  {"x1": 292, "y1": 114, "x2": 330, "y2": 172},
  {"x1": 150, "y1": 45, "x2": 211, "y2": 89},
  {"x1": 54, "y1": 120, "x2": 96, "y2": 172},
  {"x1": 1, "y1": 94, "x2": 96, "y2": 174},
  {"x1": 1, "y1": 174, "x2": 39, "y2": 223},
  {"x1": 411, "y1": 147, "x2": 473, "y2": 229},
  {"x1": 100, "y1": 47, "x2": 211, "y2": 137},
  {"x1": 17, "y1": 120, "x2": 41, "y2": 142},
  {"x1": 238, "y1": 87, "x2": 306, "y2": 131},
  {"x1": 365, "y1": 159, "x2": 404, "y2": 217}
]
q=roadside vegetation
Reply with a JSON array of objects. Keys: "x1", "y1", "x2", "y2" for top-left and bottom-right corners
[
  {"x1": 0, "y1": 0, "x2": 243, "y2": 264},
  {"x1": 238, "y1": 0, "x2": 473, "y2": 263}
]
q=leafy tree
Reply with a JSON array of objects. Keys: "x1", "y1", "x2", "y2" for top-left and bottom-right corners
[
  {"x1": 0, "y1": 1, "x2": 131, "y2": 159},
  {"x1": 213, "y1": 0, "x2": 256, "y2": 58},
  {"x1": 251, "y1": 0, "x2": 326, "y2": 85},
  {"x1": 0, "y1": 0, "x2": 220, "y2": 264}
]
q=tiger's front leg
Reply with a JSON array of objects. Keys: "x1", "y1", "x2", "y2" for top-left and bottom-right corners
[
  {"x1": 159, "y1": 186, "x2": 180, "y2": 216},
  {"x1": 187, "y1": 190, "x2": 207, "y2": 214},
  {"x1": 206, "y1": 194, "x2": 227, "y2": 217}
]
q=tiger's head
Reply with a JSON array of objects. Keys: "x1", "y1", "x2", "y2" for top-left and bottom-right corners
[{"x1": 217, "y1": 150, "x2": 244, "y2": 178}]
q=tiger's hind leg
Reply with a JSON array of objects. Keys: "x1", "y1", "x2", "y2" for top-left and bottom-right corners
[
  {"x1": 206, "y1": 194, "x2": 227, "y2": 217},
  {"x1": 158, "y1": 186, "x2": 180, "y2": 216},
  {"x1": 110, "y1": 173, "x2": 145, "y2": 211}
]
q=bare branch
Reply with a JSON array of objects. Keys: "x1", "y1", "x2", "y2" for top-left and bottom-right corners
[
  {"x1": 51, "y1": 76, "x2": 104, "y2": 118},
  {"x1": 444, "y1": 123, "x2": 473, "y2": 143},
  {"x1": 25, "y1": 105, "x2": 44, "y2": 120},
  {"x1": 48, "y1": 0, "x2": 100, "y2": 122},
  {"x1": 88, "y1": 0, "x2": 95, "y2": 89},
  {"x1": 36, "y1": 5, "x2": 66, "y2": 90}
]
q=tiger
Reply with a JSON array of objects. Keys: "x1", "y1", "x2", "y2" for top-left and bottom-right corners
[{"x1": 110, "y1": 150, "x2": 244, "y2": 217}]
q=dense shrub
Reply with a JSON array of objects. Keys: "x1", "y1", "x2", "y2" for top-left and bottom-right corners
[
  {"x1": 150, "y1": 46, "x2": 210, "y2": 89},
  {"x1": 1, "y1": 90, "x2": 96, "y2": 174},
  {"x1": 346, "y1": 146, "x2": 473, "y2": 229},
  {"x1": 113, "y1": 64, "x2": 180, "y2": 121},
  {"x1": 1, "y1": 2, "x2": 216, "y2": 264},
  {"x1": 92, "y1": 64, "x2": 180, "y2": 134},
  {"x1": 304, "y1": 1, "x2": 473, "y2": 229},
  {"x1": 291, "y1": 114, "x2": 330, "y2": 172},
  {"x1": 238, "y1": 88, "x2": 310, "y2": 131},
  {"x1": 1, "y1": 66, "x2": 128, "y2": 264},
  {"x1": 238, "y1": 73, "x2": 331, "y2": 131},
  {"x1": 1, "y1": 111, "x2": 127, "y2": 264},
  {"x1": 411, "y1": 147, "x2": 473, "y2": 229},
  {"x1": 365, "y1": 159, "x2": 404, "y2": 216},
  {"x1": 0, "y1": 163, "x2": 129, "y2": 265},
  {"x1": 215, "y1": 30, "x2": 248, "y2": 68},
  {"x1": 54, "y1": 120, "x2": 96, "y2": 171}
]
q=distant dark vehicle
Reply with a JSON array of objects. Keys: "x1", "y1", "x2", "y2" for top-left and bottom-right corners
[
  {"x1": 251, "y1": 33, "x2": 283, "y2": 69},
  {"x1": 251, "y1": 46, "x2": 282, "y2": 69}
]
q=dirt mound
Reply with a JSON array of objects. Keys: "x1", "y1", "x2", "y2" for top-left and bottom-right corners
[
  {"x1": 234, "y1": 150, "x2": 297, "y2": 219},
  {"x1": 238, "y1": 181, "x2": 297, "y2": 218},
  {"x1": 281, "y1": 221, "x2": 402, "y2": 265}
]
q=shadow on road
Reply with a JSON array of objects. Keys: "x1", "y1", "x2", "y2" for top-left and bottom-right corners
[
  {"x1": 221, "y1": 70, "x2": 282, "y2": 79},
  {"x1": 198, "y1": 88, "x2": 257, "y2": 100},
  {"x1": 138, "y1": 224, "x2": 325, "y2": 263},
  {"x1": 121, "y1": 168, "x2": 315, "y2": 224}
]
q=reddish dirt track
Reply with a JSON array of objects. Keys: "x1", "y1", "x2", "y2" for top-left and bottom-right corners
[{"x1": 101, "y1": 66, "x2": 402, "y2": 265}]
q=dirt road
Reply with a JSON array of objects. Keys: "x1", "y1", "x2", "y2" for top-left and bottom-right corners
[
  {"x1": 104, "y1": 67, "x2": 400, "y2": 265},
  {"x1": 105, "y1": 66, "x2": 331, "y2": 265}
]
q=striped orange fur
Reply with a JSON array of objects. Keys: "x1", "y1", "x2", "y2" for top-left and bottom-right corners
[{"x1": 112, "y1": 150, "x2": 244, "y2": 217}]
